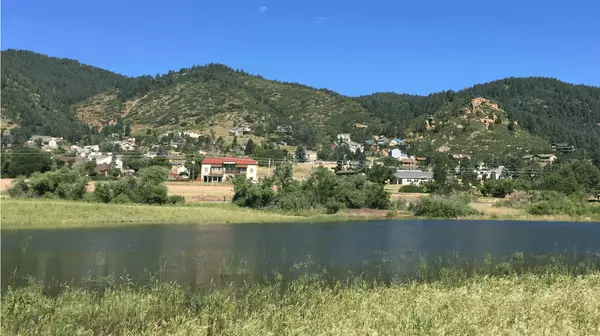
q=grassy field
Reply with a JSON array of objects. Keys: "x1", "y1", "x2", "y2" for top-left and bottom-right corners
[
  {"x1": 0, "y1": 199, "x2": 353, "y2": 230},
  {"x1": 3, "y1": 273, "x2": 600, "y2": 335}
]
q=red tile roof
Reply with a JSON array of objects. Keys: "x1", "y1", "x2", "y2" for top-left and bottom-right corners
[{"x1": 201, "y1": 156, "x2": 257, "y2": 166}]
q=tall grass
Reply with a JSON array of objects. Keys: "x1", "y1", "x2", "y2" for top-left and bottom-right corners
[{"x1": 3, "y1": 267, "x2": 600, "y2": 335}]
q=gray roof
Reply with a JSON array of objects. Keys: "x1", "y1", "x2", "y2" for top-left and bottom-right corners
[{"x1": 394, "y1": 170, "x2": 434, "y2": 179}]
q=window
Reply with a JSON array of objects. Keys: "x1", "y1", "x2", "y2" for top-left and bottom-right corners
[{"x1": 249, "y1": 167, "x2": 254, "y2": 173}]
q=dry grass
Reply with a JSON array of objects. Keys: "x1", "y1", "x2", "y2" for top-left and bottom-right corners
[{"x1": 3, "y1": 274, "x2": 600, "y2": 335}]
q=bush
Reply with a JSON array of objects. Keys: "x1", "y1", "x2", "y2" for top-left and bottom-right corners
[
  {"x1": 481, "y1": 179, "x2": 516, "y2": 198},
  {"x1": 325, "y1": 200, "x2": 343, "y2": 214},
  {"x1": 8, "y1": 169, "x2": 88, "y2": 200},
  {"x1": 412, "y1": 196, "x2": 480, "y2": 218},
  {"x1": 166, "y1": 195, "x2": 185, "y2": 205},
  {"x1": 112, "y1": 193, "x2": 133, "y2": 204},
  {"x1": 494, "y1": 190, "x2": 532, "y2": 208},
  {"x1": 399, "y1": 185, "x2": 425, "y2": 193},
  {"x1": 527, "y1": 192, "x2": 599, "y2": 216}
]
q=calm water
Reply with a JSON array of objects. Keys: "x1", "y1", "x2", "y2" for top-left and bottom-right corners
[{"x1": 2, "y1": 220, "x2": 600, "y2": 290}]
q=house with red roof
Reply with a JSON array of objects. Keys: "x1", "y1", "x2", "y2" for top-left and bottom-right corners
[{"x1": 198, "y1": 155, "x2": 258, "y2": 183}]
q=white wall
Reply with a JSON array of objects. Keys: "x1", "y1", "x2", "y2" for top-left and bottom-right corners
[{"x1": 246, "y1": 164, "x2": 258, "y2": 181}]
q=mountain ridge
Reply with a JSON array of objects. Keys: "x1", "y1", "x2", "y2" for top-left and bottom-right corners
[{"x1": 2, "y1": 49, "x2": 599, "y2": 161}]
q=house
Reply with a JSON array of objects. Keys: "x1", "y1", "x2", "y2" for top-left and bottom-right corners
[
  {"x1": 144, "y1": 152, "x2": 159, "y2": 158},
  {"x1": 353, "y1": 123, "x2": 368, "y2": 129},
  {"x1": 523, "y1": 154, "x2": 557, "y2": 166},
  {"x1": 198, "y1": 155, "x2": 258, "y2": 183},
  {"x1": 337, "y1": 134, "x2": 352, "y2": 142},
  {"x1": 388, "y1": 138, "x2": 404, "y2": 147},
  {"x1": 394, "y1": 170, "x2": 434, "y2": 185},
  {"x1": 536, "y1": 154, "x2": 558, "y2": 165},
  {"x1": 400, "y1": 158, "x2": 419, "y2": 169},
  {"x1": 58, "y1": 156, "x2": 87, "y2": 167},
  {"x1": 28, "y1": 135, "x2": 63, "y2": 151},
  {"x1": 551, "y1": 143, "x2": 574, "y2": 153},
  {"x1": 481, "y1": 166, "x2": 505, "y2": 180},
  {"x1": 388, "y1": 148, "x2": 408, "y2": 160},
  {"x1": 276, "y1": 125, "x2": 293, "y2": 134},
  {"x1": 334, "y1": 134, "x2": 364, "y2": 153},
  {"x1": 306, "y1": 150, "x2": 318, "y2": 163},
  {"x1": 183, "y1": 131, "x2": 202, "y2": 139},
  {"x1": 94, "y1": 163, "x2": 111, "y2": 176},
  {"x1": 121, "y1": 141, "x2": 137, "y2": 151}
]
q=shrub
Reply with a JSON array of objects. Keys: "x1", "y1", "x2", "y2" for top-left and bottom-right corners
[
  {"x1": 166, "y1": 195, "x2": 185, "y2": 205},
  {"x1": 112, "y1": 193, "x2": 133, "y2": 204},
  {"x1": 325, "y1": 200, "x2": 343, "y2": 214},
  {"x1": 399, "y1": 185, "x2": 425, "y2": 193},
  {"x1": 494, "y1": 190, "x2": 532, "y2": 208},
  {"x1": 412, "y1": 196, "x2": 480, "y2": 218},
  {"x1": 8, "y1": 169, "x2": 88, "y2": 200},
  {"x1": 481, "y1": 179, "x2": 516, "y2": 198}
]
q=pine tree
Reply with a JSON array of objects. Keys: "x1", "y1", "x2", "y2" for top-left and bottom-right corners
[
  {"x1": 244, "y1": 139, "x2": 255, "y2": 155},
  {"x1": 295, "y1": 146, "x2": 307, "y2": 162}
]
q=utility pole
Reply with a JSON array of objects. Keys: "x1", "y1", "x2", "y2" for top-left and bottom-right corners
[{"x1": 191, "y1": 160, "x2": 195, "y2": 182}]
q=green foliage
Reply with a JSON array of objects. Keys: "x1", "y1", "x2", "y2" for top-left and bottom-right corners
[
  {"x1": 480, "y1": 179, "x2": 517, "y2": 198},
  {"x1": 232, "y1": 165, "x2": 390, "y2": 212},
  {"x1": 366, "y1": 165, "x2": 395, "y2": 184},
  {"x1": 232, "y1": 177, "x2": 275, "y2": 208},
  {"x1": 399, "y1": 185, "x2": 426, "y2": 193},
  {"x1": 8, "y1": 169, "x2": 88, "y2": 200},
  {"x1": 244, "y1": 139, "x2": 255, "y2": 155},
  {"x1": 1, "y1": 146, "x2": 52, "y2": 177},
  {"x1": 412, "y1": 196, "x2": 480, "y2": 218},
  {"x1": 527, "y1": 192, "x2": 600, "y2": 216},
  {"x1": 92, "y1": 166, "x2": 175, "y2": 205},
  {"x1": 295, "y1": 146, "x2": 307, "y2": 162},
  {"x1": 1, "y1": 50, "x2": 125, "y2": 143}
]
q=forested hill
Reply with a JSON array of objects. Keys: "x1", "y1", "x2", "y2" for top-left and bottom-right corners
[
  {"x1": 1, "y1": 49, "x2": 599, "y2": 161},
  {"x1": 1, "y1": 49, "x2": 127, "y2": 142},
  {"x1": 355, "y1": 78, "x2": 600, "y2": 159}
]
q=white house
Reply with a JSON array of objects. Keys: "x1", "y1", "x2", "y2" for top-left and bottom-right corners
[
  {"x1": 121, "y1": 142, "x2": 137, "y2": 151},
  {"x1": 394, "y1": 170, "x2": 434, "y2": 186},
  {"x1": 388, "y1": 148, "x2": 408, "y2": 160},
  {"x1": 199, "y1": 156, "x2": 258, "y2": 183},
  {"x1": 306, "y1": 150, "x2": 318, "y2": 163}
]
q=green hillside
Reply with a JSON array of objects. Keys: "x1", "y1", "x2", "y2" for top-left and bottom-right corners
[
  {"x1": 356, "y1": 78, "x2": 600, "y2": 160},
  {"x1": 403, "y1": 97, "x2": 551, "y2": 160},
  {"x1": 1, "y1": 49, "x2": 127, "y2": 142},
  {"x1": 75, "y1": 64, "x2": 375, "y2": 142},
  {"x1": 1, "y1": 50, "x2": 599, "y2": 163}
]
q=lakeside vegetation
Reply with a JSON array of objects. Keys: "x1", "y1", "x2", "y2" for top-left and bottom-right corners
[
  {"x1": 0, "y1": 200, "x2": 315, "y2": 230},
  {"x1": 3, "y1": 270, "x2": 600, "y2": 335}
]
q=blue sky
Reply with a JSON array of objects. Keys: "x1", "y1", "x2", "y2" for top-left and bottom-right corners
[{"x1": 2, "y1": 0, "x2": 599, "y2": 96}]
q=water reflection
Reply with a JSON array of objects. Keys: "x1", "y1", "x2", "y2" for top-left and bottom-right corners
[{"x1": 2, "y1": 220, "x2": 600, "y2": 290}]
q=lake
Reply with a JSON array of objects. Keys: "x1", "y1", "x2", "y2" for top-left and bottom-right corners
[{"x1": 2, "y1": 219, "x2": 600, "y2": 290}]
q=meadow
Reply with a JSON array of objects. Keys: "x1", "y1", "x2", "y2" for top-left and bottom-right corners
[{"x1": 3, "y1": 272, "x2": 600, "y2": 335}]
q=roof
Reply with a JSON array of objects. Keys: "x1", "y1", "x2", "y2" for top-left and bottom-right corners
[
  {"x1": 202, "y1": 156, "x2": 258, "y2": 165},
  {"x1": 537, "y1": 154, "x2": 556, "y2": 158},
  {"x1": 394, "y1": 170, "x2": 434, "y2": 179},
  {"x1": 95, "y1": 163, "x2": 111, "y2": 172},
  {"x1": 522, "y1": 155, "x2": 534, "y2": 159}
]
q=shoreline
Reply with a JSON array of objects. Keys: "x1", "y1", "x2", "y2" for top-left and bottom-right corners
[{"x1": 2, "y1": 199, "x2": 598, "y2": 230}]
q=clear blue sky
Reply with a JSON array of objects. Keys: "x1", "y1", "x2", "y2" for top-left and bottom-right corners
[{"x1": 2, "y1": 0, "x2": 599, "y2": 96}]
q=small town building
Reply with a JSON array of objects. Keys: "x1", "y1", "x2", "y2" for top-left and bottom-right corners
[
  {"x1": 198, "y1": 155, "x2": 258, "y2": 183},
  {"x1": 394, "y1": 170, "x2": 434, "y2": 185},
  {"x1": 388, "y1": 148, "x2": 408, "y2": 160}
]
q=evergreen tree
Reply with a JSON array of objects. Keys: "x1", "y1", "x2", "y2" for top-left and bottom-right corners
[
  {"x1": 244, "y1": 139, "x2": 255, "y2": 155},
  {"x1": 295, "y1": 146, "x2": 307, "y2": 162}
]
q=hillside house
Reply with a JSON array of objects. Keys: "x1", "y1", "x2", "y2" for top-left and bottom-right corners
[
  {"x1": 306, "y1": 150, "x2": 318, "y2": 163},
  {"x1": 394, "y1": 170, "x2": 434, "y2": 186},
  {"x1": 198, "y1": 155, "x2": 258, "y2": 183},
  {"x1": 121, "y1": 141, "x2": 137, "y2": 151},
  {"x1": 388, "y1": 148, "x2": 408, "y2": 160},
  {"x1": 276, "y1": 125, "x2": 293, "y2": 134},
  {"x1": 28, "y1": 135, "x2": 63, "y2": 151},
  {"x1": 353, "y1": 123, "x2": 368, "y2": 129},
  {"x1": 551, "y1": 143, "x2": 574, "y2": 153},
  {"x1": 523, "y1": 154, "x2": 557, "y2": 166},
  {"x1": 388, "y1": 138, "x2": 404, "y2": 147},
  {"x1": 94, "y1": 163, "x2": 111, "y2": 176},
  {"x1": 335, "y1": 134, "x2": 364, "y2": 153}
]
